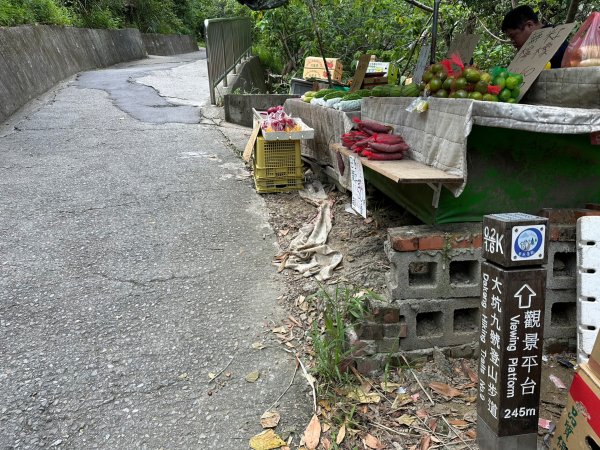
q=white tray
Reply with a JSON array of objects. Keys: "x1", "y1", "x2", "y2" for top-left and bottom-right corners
[{"x1": 253, "y1": 108, "x2": 315, "y2": 141}]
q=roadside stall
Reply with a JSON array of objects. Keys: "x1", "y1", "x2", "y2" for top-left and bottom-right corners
[{"x1": 282, "y1": 18, "x2": 600, "y2": 224}]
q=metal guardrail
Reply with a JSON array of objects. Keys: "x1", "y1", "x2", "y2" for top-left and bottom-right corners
[{"x1": 205, "y1": 18, "x2": 253, "y2": 105}]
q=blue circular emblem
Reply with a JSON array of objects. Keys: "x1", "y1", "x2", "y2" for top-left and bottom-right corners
[{"x1": 514, "y1": 228, "x2": 543, "y2": 258}]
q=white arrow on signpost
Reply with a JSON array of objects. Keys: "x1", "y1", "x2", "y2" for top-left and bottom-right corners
[{"x1": 515, "y1": 284, "x2": 536, "y2": 309}]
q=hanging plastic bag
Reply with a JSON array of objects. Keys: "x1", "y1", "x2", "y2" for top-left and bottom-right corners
[{"x1": 562, "y1": 12, "x2": 600, "y2": 68}]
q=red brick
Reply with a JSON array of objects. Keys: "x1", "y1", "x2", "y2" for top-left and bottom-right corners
[
  {"x1": 538, "y1": 208, "x2": 579, "y2": 225},
  {"x1": 472, "y1": 233, "x2": 483, "y2": 249},
  {"x1": 382, "y1": 308, "x2": 400, "y2": 324},
  {"x1": 575, "y1": 209, "x2": 600, "y2": 220},
  {"x1": 585, "y1": 203, "x2": 600, "y2": 211},
  {"x1": 399, "y1": 322, "x2": 408, "y2": 338},
  {"x1": 549, "y1": 224, "x2": 576, "y2": 242},
  {"x1": 418, "y1": 234, "x2": 445, "y2": 250},
  {"x1": 390, "y1": 235, "x2": 419, "y2": 252}
]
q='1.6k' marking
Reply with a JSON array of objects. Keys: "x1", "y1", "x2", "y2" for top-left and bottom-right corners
[{"x1": 484, "y1": 226, "x2": 504, "y2": 255}]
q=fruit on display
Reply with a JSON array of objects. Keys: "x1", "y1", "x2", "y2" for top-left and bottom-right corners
[
  {"x1": 561, "y1": 13, "x2": 600, "y2": 67},
  {"x1": 261, "y1": 106, "x2": 302, "y2": 132},
  {"x1": 301, "y1": 91, "x2": 317, "y2": 102},
  {"x1": 420, "y1": 60, "x2": 524, "y2": 103}
]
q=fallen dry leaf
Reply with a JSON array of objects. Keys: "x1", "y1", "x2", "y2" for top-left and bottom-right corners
[
  {"x1": 336, "y1": 424, "x2": 346, "y2": 445},
  {"x1": 318, "y1": 400, "x2": 332, "y2": 411},
  {"x1": 303, "y1": 414, "x2": 321, "y2": 450},
  {"x1": 428, "y1": 382, "x2": 462, "y2": 399},
  {"x1": 245, "y1": 371, "x2": 260, "y2": 383},
  {"x1": 322, "y1": 437, "x2": 331, "y2": 450},
  {"x1": 427, "y1": 418, "x2": 438, "y2": 432},
  {"x1": 363, "y1": 433, "x2": 384, "y2": 449},
  {"x1": 416, "y1": 409, "x2": 429, "y2": 419},
  {"x1": 397, "y1": 414, "x2": 417, "y2": 426},
  {"x1": 249, "y1": 429, "x2": 287, "y2": 450},
  {"x1": 447, "y1": 419, "x2": 469, "y2": 429},
  {"x1": 208, "y1": 372, "x2": 217, "y2": 380},
  {"x1": 419, "y1": 434, "x2": 431, "y2": 450},
  {"x1": 465, "y1": 429, "x2": 477, "y2": 440},
  {"x1": 347, "y1": 388, "x2": 381, "y2": 404},
  {"x1": 461, "y1": 359, "x2": 478, "y2": 383},
  {"x1": 271, "y1": 326, "x2": 287, "y2": 334},
  {"x1": 322, "y1": 423, "x2": 331, "y2": 433},
  {"x1": 391, "y1": 393, "x2": 414, "y2": 409},
  {"x1": 380, "y1": 381, "x2": 404, "y2": 393},
  {"x1": 260, "y1": 411, "x2": 281, "y2": 429},
  {"x1": 252, "y1": 342, "x2": 266, "y2": 350},
  {"x1": 278, "y1": 229, "x2": 290, "y2": 237}
]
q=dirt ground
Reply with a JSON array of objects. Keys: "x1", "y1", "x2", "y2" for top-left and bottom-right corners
[{"x1": 257, "y1": 171, "x2": 576, "y2": 450}]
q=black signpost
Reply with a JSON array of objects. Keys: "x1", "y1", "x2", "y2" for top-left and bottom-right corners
[{"x1": 477, "y1": 213, "x2": 549, "y2": 450}]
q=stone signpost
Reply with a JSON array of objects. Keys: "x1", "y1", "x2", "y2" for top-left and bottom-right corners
[{"x1": 477, "y1": 213, "x2": 549, "y2": 449}]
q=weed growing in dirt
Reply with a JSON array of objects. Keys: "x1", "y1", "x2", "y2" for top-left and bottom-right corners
[{"x1": 308, "y1": 285, "x2": 381, "y2": 384}]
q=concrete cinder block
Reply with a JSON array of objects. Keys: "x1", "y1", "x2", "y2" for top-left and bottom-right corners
[
  {"x1": 544, "y1": 288, "x2": 577, "y2": 339},
  {"x1": 386, "y1": 241, "x2": 483, "y2": 300},
  {"x1": 396, "y1": 297, "x2": 480, "y2": 351},
  {"x1": 547, "y1": 241, "x2": 577, "y2": 290},
  {"x1": 377, "y1": 337, "x2": 400, "y2": 354}
]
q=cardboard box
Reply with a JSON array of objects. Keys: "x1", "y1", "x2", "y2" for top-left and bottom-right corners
[
  {"x1": 303, "y1": 57, "x2": 343, "y2": 82},
  {"x1": 552, "y1": 365, "x2": 600, "y2": 450},
  {"x1": 552, "y1": 330, "x2": 600, "y2": 450}
]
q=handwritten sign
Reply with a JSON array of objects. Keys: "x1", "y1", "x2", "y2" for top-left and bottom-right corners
[
  {"x1": 447, "y1": 33, "x2": 480, "y2": 64},
  {"x1": 349, "y1": 155, "x2": 367, "y2": 218},
  {"x1": 413, "y1": 45, "x2": 431, "y2": 84},
  {"x1": 507, "y1": 23, "x2": 575, "y2": 100},
  {"x1": 349, "y1": 54, "x2": 371, "y2": 93}
]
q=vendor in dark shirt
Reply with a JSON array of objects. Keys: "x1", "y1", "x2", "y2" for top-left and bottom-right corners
[{"x1": 501, "y1": 5, "x2": 569, "y2": 68}]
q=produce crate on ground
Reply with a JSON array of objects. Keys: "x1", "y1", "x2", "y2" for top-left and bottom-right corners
[{"x1": 253, "y1": 137, "x2": 304, "y2": 193}]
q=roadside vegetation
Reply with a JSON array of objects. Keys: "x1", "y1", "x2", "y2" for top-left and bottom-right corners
[{"x1": 1, "y1": 1, "x2": 593, "y2": 77}]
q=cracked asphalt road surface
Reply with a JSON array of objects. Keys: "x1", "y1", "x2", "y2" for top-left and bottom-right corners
[{"x1": 0, "y1": 52, "x2": 310, "y2": 448}]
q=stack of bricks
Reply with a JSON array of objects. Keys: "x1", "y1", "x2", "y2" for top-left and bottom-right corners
[
  {"x1": 538, "y1": 207, "x2": 600, "y2": 352},
  {"x1": 348, "y1": 223, "x2": 484, "y2": 374},
  {"x1": 349, "y1": 210, "x2": 600, "y2": 374}
]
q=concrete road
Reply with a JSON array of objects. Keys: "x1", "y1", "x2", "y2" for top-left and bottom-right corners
[{"x1": 0, "y1": 52, "x2": 310, "y2": 449}]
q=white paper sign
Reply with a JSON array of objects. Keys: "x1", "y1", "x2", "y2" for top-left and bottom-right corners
[
  {"x1": 507, "y1": 23, "x2": 575, "y2": 100},
  {"x1": 349, "y1": 155, "x2": 367, "y2": 218},
  {"x1": 447, "y1": 33, "x2": 480, "y2": 64},
  {"x1": 367, "y1": 61, "x2": 390, "y2": 74},
  {"x1": 413, "y1": 45, "x2": 431, "y2": 84}
]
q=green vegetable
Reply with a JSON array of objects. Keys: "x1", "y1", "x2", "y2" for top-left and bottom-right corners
[
  {"x1": 341, "y1": 93, "x2": 361, "y2": 101},
  {"x1": 323, "y1": 91, "x2": 346, "y2": 100},
  {"x1": 313, "y1": 89, "x2": 336, "y2": 98}
]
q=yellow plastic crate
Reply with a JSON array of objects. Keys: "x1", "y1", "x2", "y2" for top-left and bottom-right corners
[
  {"x1": 253, "y1": 161, "x2": 304, "y2": 179},
  {"x1": 255, "y1": 137, "x2": 301, "y2": 168},
  {"x1": 254, "y1": 176, "x2": 304, "y2": 193}
]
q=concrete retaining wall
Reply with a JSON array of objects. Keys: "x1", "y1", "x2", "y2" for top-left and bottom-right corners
[
  {"x1": 141, "y1": 33, "x2": 198, "y2": 56},
  {"x1": 0, "y1": 25, "x2": 198, "y2": 124}
]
